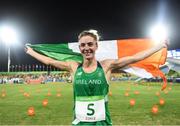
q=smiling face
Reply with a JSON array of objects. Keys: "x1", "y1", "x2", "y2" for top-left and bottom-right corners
[{"x1": 79, "y1": 35, "x2": 98, "y2": 60}]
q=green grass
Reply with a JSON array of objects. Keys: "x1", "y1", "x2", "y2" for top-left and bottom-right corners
[{"x1": 0, "y1": 82, "x2": 180, "y2": 125}]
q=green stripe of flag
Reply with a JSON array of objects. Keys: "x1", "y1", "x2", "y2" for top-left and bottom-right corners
[{"x1": 29, "y1": 43, "x2": 83, "y2": 63}]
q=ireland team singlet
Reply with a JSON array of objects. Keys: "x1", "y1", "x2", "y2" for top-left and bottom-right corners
[{"x1": 72, "y1": 61, "x2": 112, "y2": 125}]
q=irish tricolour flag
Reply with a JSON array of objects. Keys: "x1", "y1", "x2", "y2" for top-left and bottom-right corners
[{"x1": 29, "y1": 38, "x2": 167, "y2": 90}]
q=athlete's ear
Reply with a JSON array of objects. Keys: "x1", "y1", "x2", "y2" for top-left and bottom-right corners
[
  {"x1": 96, "y1": 42, "x2": 98, "y2": 48},
  {"x1": 78, "y1": 44, "x2": 83, "y2": 53},
  {"x1": 78, "y1": 44, "x2": 81, "y2": 51}
]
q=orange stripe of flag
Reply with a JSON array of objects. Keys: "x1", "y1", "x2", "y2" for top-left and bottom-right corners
[{"x1": 117, "y1": 38, "x2": 167, "y2": 90}]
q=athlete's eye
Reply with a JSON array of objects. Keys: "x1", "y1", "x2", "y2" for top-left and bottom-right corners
[
  {"x1": 80, "y1": 43, "x2": 86, "y2": 47},
  {"x1": 79, "y1": 42, "x2": 95, "y2": 47},
  {"x1": 87, "y1": 42, "x2": 94, "y2": 47}
]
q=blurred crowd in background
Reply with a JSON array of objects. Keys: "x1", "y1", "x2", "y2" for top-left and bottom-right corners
[
  {"x1": 0, "y1": 71, "x2": 180, "y2": 84},
  {"x1": 0, "y1": 72, "x2": 72, "y2": 84}
]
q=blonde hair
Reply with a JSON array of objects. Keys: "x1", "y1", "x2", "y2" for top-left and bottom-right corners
[{"x1": 78, "y1": 29, "x2": 100, "y2": 41}]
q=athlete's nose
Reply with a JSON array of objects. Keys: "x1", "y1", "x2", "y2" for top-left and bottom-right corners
[{"x1": 84, "y1": 44, "x2": 90, "y2": 50}]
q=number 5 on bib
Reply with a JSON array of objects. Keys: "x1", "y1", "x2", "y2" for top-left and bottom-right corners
[
  {"x1": 87, "y1": 103, "x2": 95, "y2": 116},
  {"x1": 75, "y1": 99, "x2": 106, "y2": 122}
]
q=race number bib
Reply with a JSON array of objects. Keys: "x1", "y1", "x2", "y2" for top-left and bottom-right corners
[{"x1": 75, "y1": 99, "x2": 105, "y2": 122}]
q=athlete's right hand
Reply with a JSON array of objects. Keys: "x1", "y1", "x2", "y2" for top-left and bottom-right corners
[{"x1": 25, "y1": 44, "x2": 33, "y2": 54}]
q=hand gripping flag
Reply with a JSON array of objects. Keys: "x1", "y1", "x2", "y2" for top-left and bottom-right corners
[{"x1": 28, "y1": 38, "x2": 167, "y2": 90}]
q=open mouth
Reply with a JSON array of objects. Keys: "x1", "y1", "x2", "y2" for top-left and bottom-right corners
[
  {"x1": 83, "y1": 50, "x2": 93, "y2": 56},
  {"x1": 85, "y1": 52, "x2": 91, "y2": 56}
]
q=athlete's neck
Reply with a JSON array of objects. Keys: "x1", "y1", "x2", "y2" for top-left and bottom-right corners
[
  {"x1": 83, "y1": 57, "x2": 97, "y2": 67},
  {"x1": 82, "y1": 58, "x2": 97, "y2": 73}
]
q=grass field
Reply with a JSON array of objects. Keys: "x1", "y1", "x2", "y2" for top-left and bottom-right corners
[{"x1": 0, "y1": 82, "x2": 180, "y2": 125}]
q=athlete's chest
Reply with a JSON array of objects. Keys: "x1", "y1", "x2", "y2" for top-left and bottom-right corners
[{"x1": 74, "y1": 68, "x2": 107, "y2": 96}]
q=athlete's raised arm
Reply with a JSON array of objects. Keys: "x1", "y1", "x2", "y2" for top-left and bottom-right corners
[
  {"x1": 102, "y1": 40, "x2": 168, "y2": 73},
  {"x1": 25, "y1": 46, "x2": 79, "y2": 73}
]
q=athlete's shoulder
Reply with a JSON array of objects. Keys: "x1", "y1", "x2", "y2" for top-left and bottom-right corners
[
  {"x1": 68, "y1": 61, "x2": 81, "y2": 74},
  {"x1": 100, "y1": 59, "x2": 115, "y2": 73},
  {"x1": 100, "y1": 59, "x2": 114, "y2": 67}
]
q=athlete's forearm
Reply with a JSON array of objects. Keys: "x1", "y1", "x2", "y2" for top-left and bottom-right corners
[
  {"x1": 133, "y1": 44, "x2": 165, "y2": 62},
  {"x1": 107, "y1": 42, "x2": 167, "y2": 70}
]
